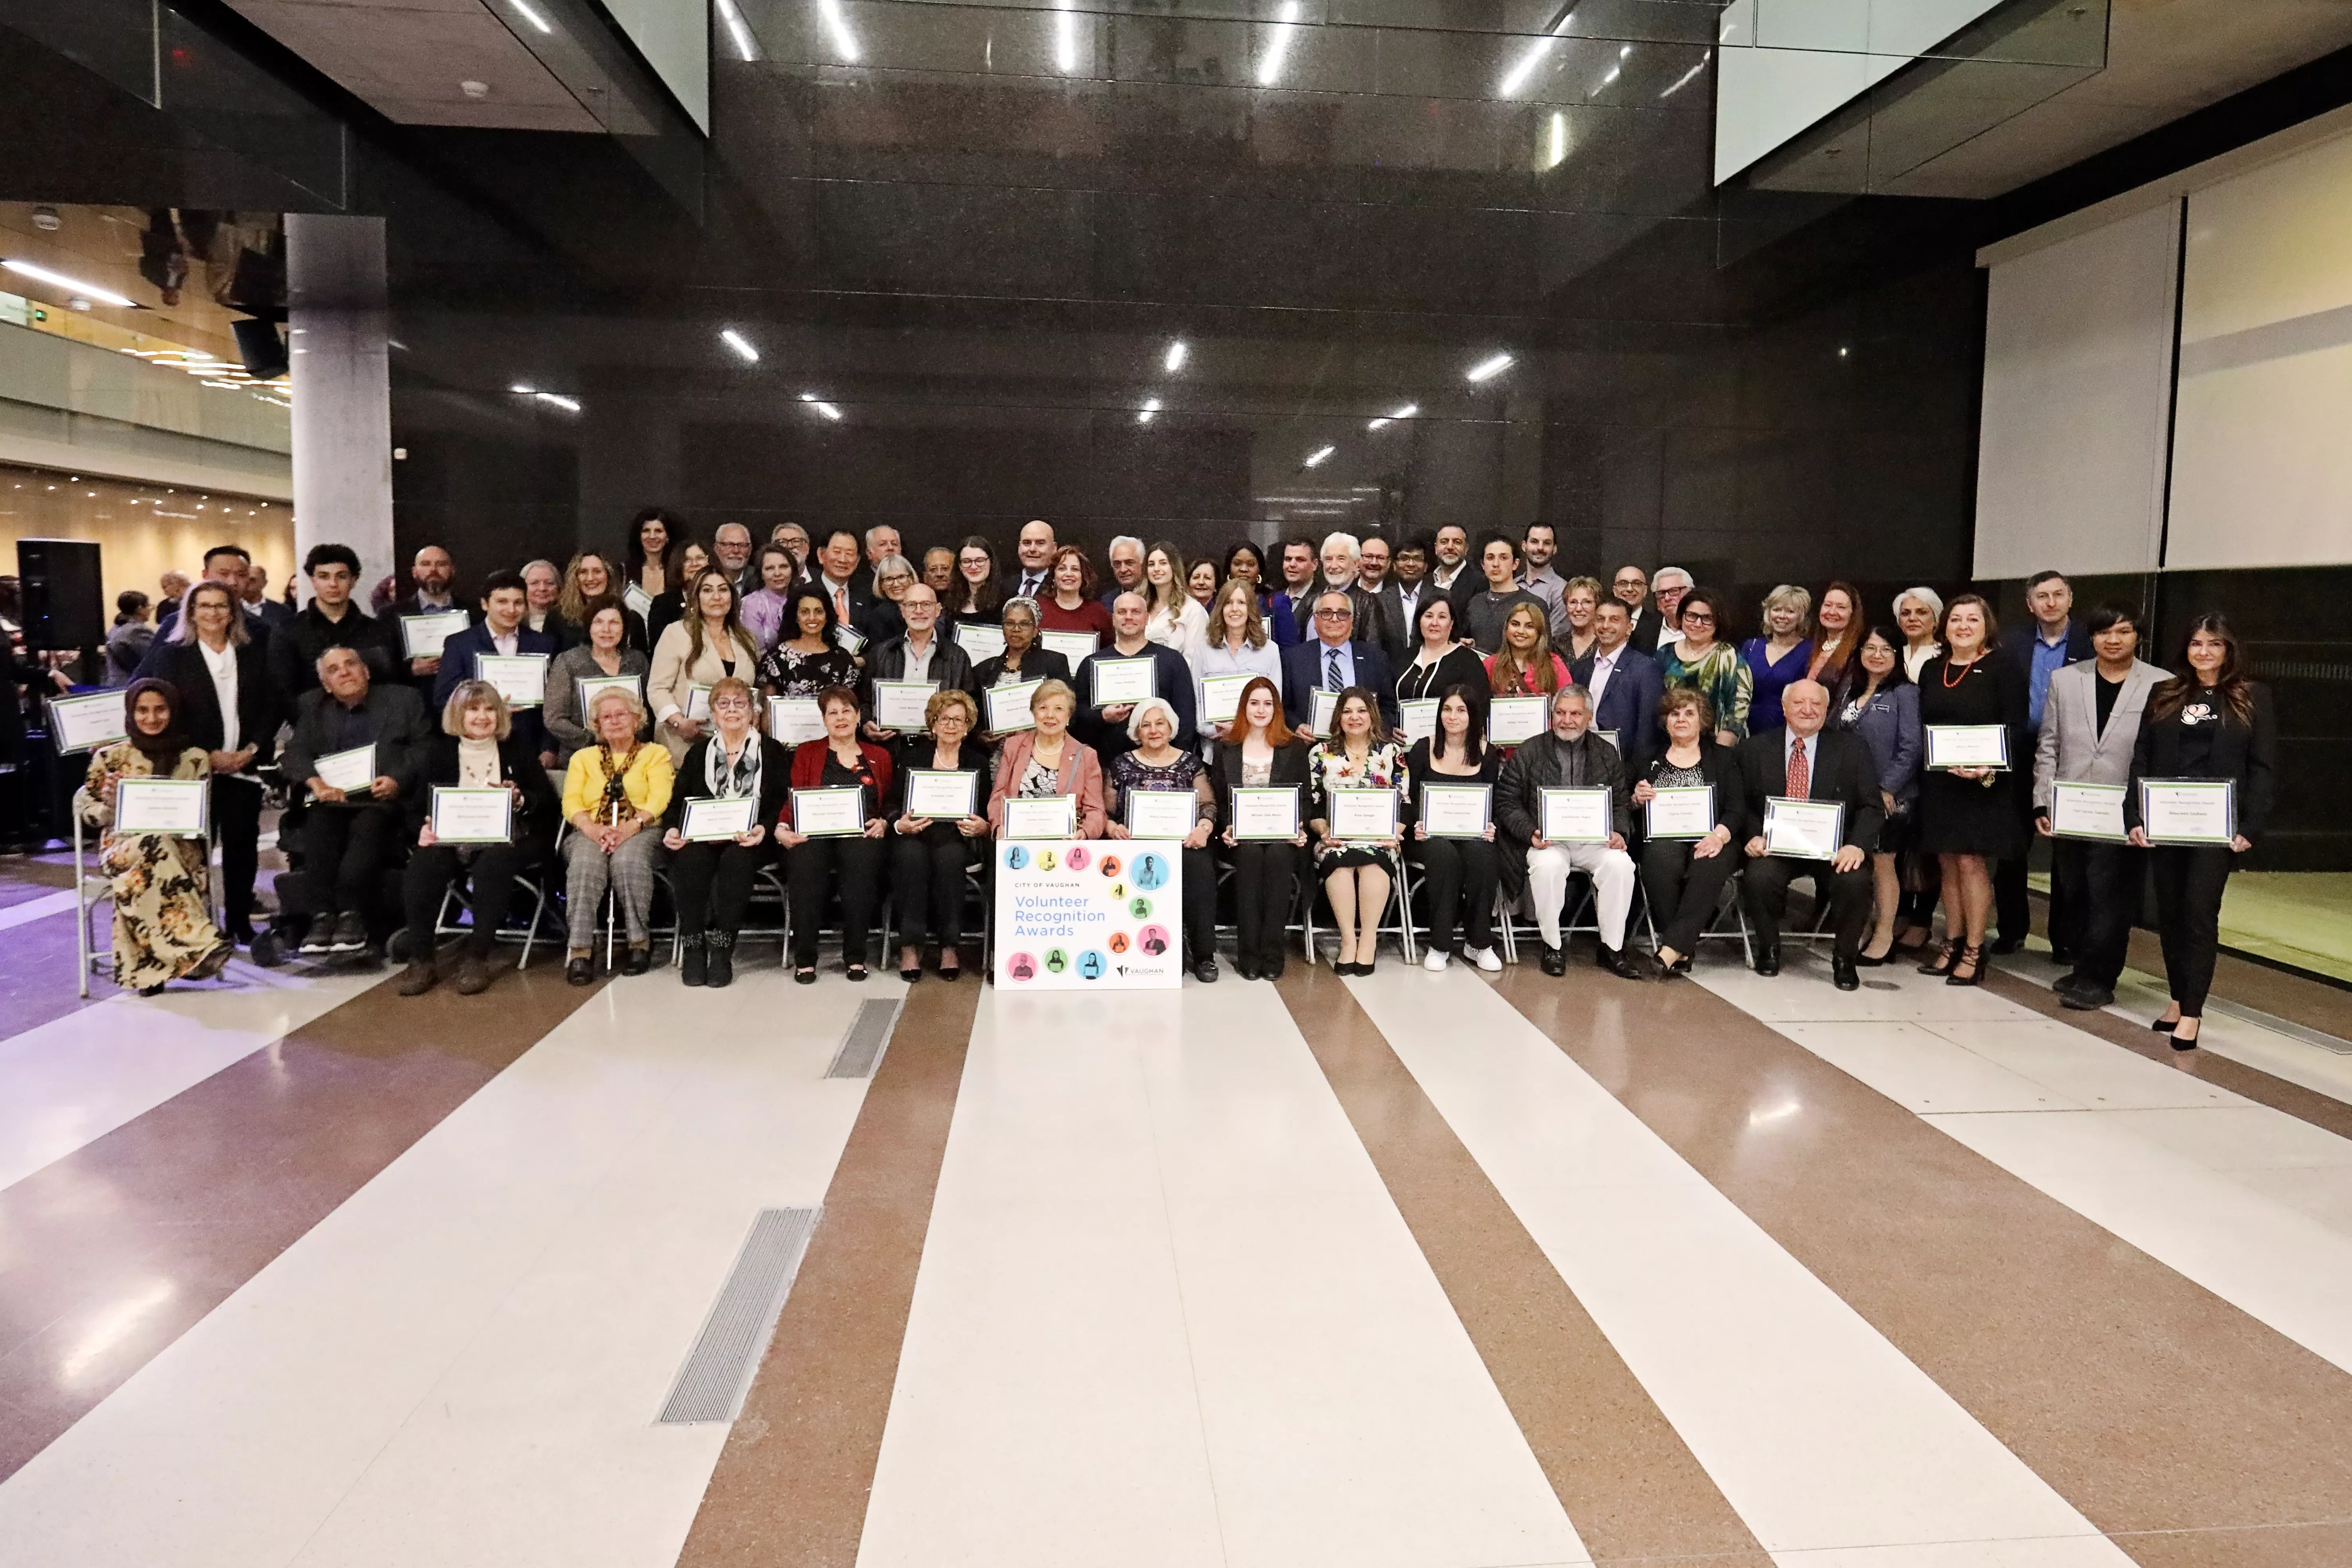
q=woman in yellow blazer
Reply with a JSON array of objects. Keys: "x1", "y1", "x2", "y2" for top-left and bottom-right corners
[
  {"x1": 648, "y1": 567, "x2": 764, "y2": 765},
  {"x1": 560, "y1": 685, "x2": 674, "y2": 982}
]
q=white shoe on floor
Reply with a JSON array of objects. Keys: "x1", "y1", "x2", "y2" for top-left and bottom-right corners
[
  {"x1": 1423, "y1": 948, "x2": 1450, "y2": 972},
  {"x1": 1466, "y1": 945, "x2": 1503, "y2": 973}
]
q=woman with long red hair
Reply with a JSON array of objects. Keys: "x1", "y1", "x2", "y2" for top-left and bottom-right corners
[{"x1": 1213, "y1": 675, "x2": 1310, "y2": 980}]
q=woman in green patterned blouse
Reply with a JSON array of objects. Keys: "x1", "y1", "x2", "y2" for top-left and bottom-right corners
[{"x1": 1657, "y1": 588, "x2": 1752, "y2": 746}]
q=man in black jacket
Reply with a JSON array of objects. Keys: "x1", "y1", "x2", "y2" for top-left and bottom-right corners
[
  {"x1": 1733, "y1": 678, "x2": 1884, "y2": 989},
  {"x1": 279, "y1": 645, "x2": 432, "y2": 954},
  {"x1": 267, "y1": 543, "x2": 400, "y2": 702},
  {"x1": 1075, "y1": 592, "x2": 1198, "y2": 762},
  {"x1": 859, "y1": 584, "x2": 974, "y2": 740},
  {"x1": 1494, "y1": 685, "x2": 1641, "y2": 978},
  {"x1": 1994, "y1": 569, "x2": 2095, "y2": 954}
]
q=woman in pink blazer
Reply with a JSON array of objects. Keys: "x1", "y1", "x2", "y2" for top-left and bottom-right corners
[{"x1": 987, "y1": 678, "x2": 1109, "y2": 837}]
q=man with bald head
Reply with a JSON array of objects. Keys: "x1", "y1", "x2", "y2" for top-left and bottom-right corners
[
  {"x1": 1009, "y1": 519, "x2": 1057, "y2": 601},
  {"x1": 1731, "y1": 677, "x2": 1884, "y2": 990},
  {"x1": 1073, "y1": 590, "x2": 1199, "y2": 762}
]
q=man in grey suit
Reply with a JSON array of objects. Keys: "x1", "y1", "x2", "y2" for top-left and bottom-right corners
[{"x1": 2032, "y1": 604, "x2": 2166, "y2": 1010}]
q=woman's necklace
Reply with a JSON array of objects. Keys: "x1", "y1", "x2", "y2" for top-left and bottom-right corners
[{"x1": 1941, "y1": 654, "x2": 1978, "y2": 689}]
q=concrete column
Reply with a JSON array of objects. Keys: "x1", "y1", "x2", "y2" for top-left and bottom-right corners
[{"x1": 286, "y1": 214, "x2": 393, "y2": 602}]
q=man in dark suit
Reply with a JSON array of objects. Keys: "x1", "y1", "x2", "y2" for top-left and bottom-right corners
[
  {"x1": 389, "y1": 543, "x2": 474, "y2": 686},
  {"x1": 1369, "y1": 533, "x2": 1434, "y2": 665},
  {"x1": 1279, "y1": 589, "x2": 1397, "y2": 733},
  {"x1": 1732, "y1": 677, "x2": 1884, "y2": 990},
  {"x1": 1074, "y1": 591, "x2": 1199, "y2": 762},
  {"x1": 1571, "y1": 600, "x2": 1665, "y2": 770},
  {"x1": 432, "y1": 569, "x2": 560, "y2": 762},
  {"x1": 1994, "y1": 569, "x2": 2094, "y2": 954},
  {"x1": 1622, "y1": 565, "x2": 1690, "y2": 658},
  {"x1": 811, "y1": 527, "x2": 876, "y2": 634}
]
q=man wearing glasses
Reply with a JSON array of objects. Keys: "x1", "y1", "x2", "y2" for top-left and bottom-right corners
[
  {"x1": 1619, "y1": 564, "x2": 1692, "y2": 656},
  {"x1": 1279, "y1": 591, "x2": 1397, "y2": 730}
]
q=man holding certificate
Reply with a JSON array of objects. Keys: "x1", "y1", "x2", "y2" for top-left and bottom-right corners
[
  {"x1": 431, "y1": 569, "x2": 559, "y2": 766},
  {"x1": 780, "y1": 686, "x2": 894, "y2": 984},
  {"x1": 661, "y1": 677, "x2": 792, "y2": 988},
  {"x1": 859, "y1": 584, "x2": 974, "y2": 741},
  {"x1": 1075, "y1": 593, "x2": 1198, "y2": 764},
  {"x1": 2124, "y1": 614, "x2": 2276, "y2": 1050},
  {"x1": 398, "y1": 681, "x2": 559, "y2": 996},
  {"x1": 2031, "y1": 605, "x2": 2165, "y2": 1011},
  {"x1": 1495, "y1": 684, "x2": 1640, "y2": 978},
  {"x1": 280, "y1": 646, "x2": 432, "y2": 958},
  {"x1": 1279, "y1": 590, "x2": 1398, "y2": 737},
  {"x1": 1733, "y1": 678, "x2": 1883, "y2": 990}
]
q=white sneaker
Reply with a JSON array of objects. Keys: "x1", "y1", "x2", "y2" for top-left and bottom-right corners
[
  {"x1": 1423, "y1": 948, "x2": 1451, "y2": 972},
  {"x1": 1466, "y1": 945, "x2": 1503, "y2": 973}
]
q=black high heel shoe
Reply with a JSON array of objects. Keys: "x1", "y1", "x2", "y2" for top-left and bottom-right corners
[
  {"x1": 1945, "y1": 943, "x2": 1986, "y2": 986},
  {"x1": 1917, "y1": 944, "x2": 1957, "y2": 978}
]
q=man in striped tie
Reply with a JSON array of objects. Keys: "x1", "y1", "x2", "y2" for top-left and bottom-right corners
[{"x1": 1734, "y1": 679, "x2": 1883, "y2": 991}]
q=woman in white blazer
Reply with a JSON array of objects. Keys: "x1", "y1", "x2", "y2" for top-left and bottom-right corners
[{"x1": 647, "y1": 568, "x2": 765, "y2": 765}]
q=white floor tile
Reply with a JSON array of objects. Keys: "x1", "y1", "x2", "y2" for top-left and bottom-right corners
[
  {"x1": 1776, "y1": 1022, "x2": 2082, "y2": 1114},
  {"x1": 1345, "y1": 969, "x2": 2126, "y2": 1565},
  {"x1": 1912, "y1": 1020, "x2": 2234, "y2": 1111}
]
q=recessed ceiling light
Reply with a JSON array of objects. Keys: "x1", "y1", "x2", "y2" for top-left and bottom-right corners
[
  {"x1": 0, "y1": 259, "x2": 135, "y2": 308},
  {"x1": 1137, "y1": 397, "x2": 1160, "y2": 425},
  {"x1": 1368, "y1": 401, "x2": 1417, "y2": 430},
  {"x1": 510, "y1": 382, "x2": 535, "y2": 395},
  {"x1": 1466, "y1": 352, "x2": 1514, "y2": 383},
  {"x1": 1256, "y1": 0, "x2": 1301, "y2": 87},
  {"x1": 816, "y1": 0, "x2": 859, "y2": 61},
  {"x1": 1302, "y1": 444, "x2": 1335, "y2": 468},
  {"x1": 534, "y1": 392, "x2": 581, "y2": 412},
  {"x1": 720, "y1": 328, "x2": 760, "y2": 363},
  {"x1": 1164, "y1": 339, "x2": 1188, "y2": 373}
]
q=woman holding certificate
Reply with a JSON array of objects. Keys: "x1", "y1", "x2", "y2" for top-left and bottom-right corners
[
  {"x1": 1405, "y1": 686, "x2": 1503, "y2": 971},
  {"x1": 969, "y1": 597, "x2": 1073, "y2": 692},
  {"x1": 757, "y1": 585, "x2": 861, "y2": 699},
  {"x1": 780, "y1": 685, "x2": 893, "y2": 984},
  {"x1": 890, "y1": 689, "x2": 992, "y2": 982},
  {"x1": 1631, "y1": 688, "x2": 1744, "y2": 975},
  {"x1": 644, "y1": 540, "x2": 707, "y2": 648},
  {"x1": 1306, "y1": 686, "x2": 1409, "y2": 974},
  {"x1": 559, "y1": 686, "x2": 674, "y2": 983},
  {"x1": 144, "y1": 581, "x2": 278, "y2": 947},
  {"x1": 1214, "y1": 676, "x2": 1310, "y2": 979},
  {"x1": 546, "y1": 598, "x2": 650, "y2": 764},
  {"x1": 650, "y1": 567, "x2": 764, "y2": 764},
  {"x1": 1036, "y1": 545, "x2": 1112, "y2": 648},
  {"x1": 1106, "y1": 697, "x2": 1219, "y2": 982},
  {"x1": 1196, "y1": 581, "x2": 1283, "y2": 739},
  {"x1": 627, "y1": 508, "x2": 681, "y2": 608},
  {"x1": 551, "y1": 552, "x2": 648, "y2": 653},
  {"x1": 1141, "y1": 542, "x2": 1209, "y2": 666},
  {"x1": 399, "y1": 682, "x2": 559, "y2": 996},
  {"x1": 2125, "y1": 614, "x2": 2276, "y2": 1049},
  {"x1": 658, "y1": 676, "x2": 790, "y2": 987},
  {"x1": 1394, "y1": 598, "x2": 1487, "y2": 706},
  {"x1": 1913, "y1": 594, "x2": 2027, "y2": 986},
  {"x1": 986, "y1": 678, "x2": 1109, "y2": 840},
  {"x1": 1831, "y1": 627, "x2": 1922, "y2": 964},
  {"x1": 1657, "y1": 589, "x2": 1752, "y2": 746},
  {"x1": 80, "y1": 680, "x2": 234, "y2": 993}
]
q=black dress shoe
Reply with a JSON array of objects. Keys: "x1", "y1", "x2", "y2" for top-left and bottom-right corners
[
  {"x1": 566, "y1": 956, "x2": 594, "y2": 986},
  {"x1": 1833, "y1": 955, "x2": 1859, "y2": 991},
  {"x1": 1854, "y1": 948, "x2": 1890, "y2": 967},
  {"x1": 2060, "y1": 984, "x2": 2114, "y2": 1011},
  {"x1": 1261, "y1": 952, "x2": 1286, "y2": 981},
  {"x1": 1991, "y1": 935, "x2": 2026, "y2": 956},
  {"x1": 2048, "y1": 946, "x2": 2076, "y2": 967},
  {"x1": 622, "y1": 944, "x2": 651, "y2": 976},
  {"x1": 1539, "y1": 945, "x2": 1567, "y2": 977},
  {"x1": 1233, "y1": 954, "x2": 1258, "y2": 980},
  {"x1": 1193, "y1": 958, "x2": 1219, "y2": 983},
  {"x1": 1754, "y1": 948, "x2": 1782, "y2": 977},
  {"x1": 1595, "y1": 943, "x2": 1639, "y2": 979}
]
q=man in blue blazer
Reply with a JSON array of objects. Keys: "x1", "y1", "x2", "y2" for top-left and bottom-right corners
[
  {"x1": 1280, "y1": 589, "x2": 1398, "y2": 733},
  {"x1": 1571, "y1": 600, "x2": 1665, "y2": 770},
  {"x1": 1994, "y1": 570, "x2": 2095, "y2": 954},
  {"x1": 432, "y1": 569, "x2": 560, "y2": 763}
]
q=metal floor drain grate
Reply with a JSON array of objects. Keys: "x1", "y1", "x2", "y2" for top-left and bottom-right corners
[
  {"x1": 826, "y1": 998, "x2": 901, "y2": 1079},
  {"x1": 2204, "y1": 995, "x2": 2352, "y2": 1055},
  {"x1": 658, "y1": 1207, "x2": 820, "y2": 1424}
]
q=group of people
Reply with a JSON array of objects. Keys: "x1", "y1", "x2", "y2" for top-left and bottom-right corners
[{"x1": 70, "y1": 515, "x2": 2273, "y2": 1046}]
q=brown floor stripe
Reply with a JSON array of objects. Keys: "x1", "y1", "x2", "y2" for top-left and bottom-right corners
[
  {"x1": 1491, "y1": 964, "x2": 2352, "y2": 1567},
  {"x1": 676, "y1": 977, "x2": 978, "y2": 1568},
  {"x1": 0, "y1": 959, "x2": 602, "y2": 1482},
  {"x1": 1274, "y1": 966, "x2": 1773, "y2": 1567}
]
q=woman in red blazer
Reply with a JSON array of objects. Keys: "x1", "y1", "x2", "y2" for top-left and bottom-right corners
[
  {"x1": 778, "y1": 683, "x2": 892, "y2": 982},
  {"x1": 986, "y1": 678, "x2": 1109, "y2": 838}
]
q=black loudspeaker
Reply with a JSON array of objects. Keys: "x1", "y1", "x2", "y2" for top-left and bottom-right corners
[
  {"x1": 233, "y1": 318, "x2": 288, "y2": 380},
  {"x1": 16, "y1": 537, "x2": 105, "y2": 649}
]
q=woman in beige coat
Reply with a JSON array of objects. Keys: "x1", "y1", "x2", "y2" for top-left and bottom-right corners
[{"x1": 647, "y1": 567, "x2": 764, "y2": 765}]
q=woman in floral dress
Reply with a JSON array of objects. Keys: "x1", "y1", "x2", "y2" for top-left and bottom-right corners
[
  {"x1": 1305, "y1": 686, "x2": 1410, "y2": 974},
  {"x1": 81, "y1": 678, "x2": 233, "y2": 993}
]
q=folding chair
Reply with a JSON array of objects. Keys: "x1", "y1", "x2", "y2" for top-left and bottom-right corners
[
  {"x1": 71, "y1": 786, "x2": 225, "y2": 997},
  {"x1": 1299, "y1": 858, "x2": 1417, "y2": 965},
  {"x1": 430, "y1": 866, "x2": 561, "y2": 970}
]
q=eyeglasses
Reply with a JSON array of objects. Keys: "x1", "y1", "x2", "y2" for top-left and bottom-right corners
[
  {"x1": 1315, "y1": 608, "x2": 1353, "y2": 620},
  {"x1": 1679, "y1": 611, "x2": 1714, "y2": 625}
]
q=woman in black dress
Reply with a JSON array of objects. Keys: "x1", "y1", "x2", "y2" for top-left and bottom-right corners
[
  {"x1": 1403, "y1": 685, "x2": 1503, "y2": 969},
  {"x1": 1393, "y1": 596, "x2": 1489, "y2": 706},
  {"x1": 1914, "y1": 593, "x2": 2026, "y2": 986},
  {"x1": 757, "y1": 584, "x2": 861, "y2": 699},
  {"x1": 2125, "y1": 614, "x2": 2276, "y2": 1050}
]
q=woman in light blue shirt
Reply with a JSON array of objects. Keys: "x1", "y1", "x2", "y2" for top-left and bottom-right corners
[{"x1": 1194, "y1": 579, "x2": 1282, "y2": 754}]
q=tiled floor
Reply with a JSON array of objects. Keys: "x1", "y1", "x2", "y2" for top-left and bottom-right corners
[{"x1": 5, "y1": 877, "x2": 2352, "y2": 1568}]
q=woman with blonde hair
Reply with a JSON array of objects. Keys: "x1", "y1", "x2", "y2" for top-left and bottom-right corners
[
  {"x1": 1196, "y1": 578, "x2": 1281, "y2": 740},
  {"x1": 889, "y1": 687, "x2": 992, "y2": 982},
  {"x1": 553, "y1": 550, "x2": 648, "y2": 652},
  {"x1": 399, "y1": 680, "x2": 559, "y2": 996},
  {"x1": 1561, "y1": 575, "x2": 1604, "y2": 663},
  {"x1": 648, "y1": 566, "x2": 763, "y2": 763},
  {"x1": 1484, "y1": 602, "x2": 1571, "y2": 700},
  {"x1": 559, "y1": 684, "x2": 674, "y2": 984},
  {"x1": 661, "y1": 675, "x2": 790, "y2": 987},
  {"x1": 1740, "y1": 582, "x2": 1814, "y2": 734},
  {"x1": 987, "y1": 678, "x2": 1108, "y2": 837}
]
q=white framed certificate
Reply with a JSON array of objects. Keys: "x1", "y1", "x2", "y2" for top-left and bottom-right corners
[
  {"x1": 1925, "y1": 724, "x2": 2009, "y2": 771},
  {"x1": 1418, "y1": 782, "x2": 1490, "y2": 838},
  {"x1": 2048, "y1": 781, "x2": 2126, "y2": 842},
  {"x1": 1490, "y1": 695, "x2": 1547, "y2": 746},
  {"x1": 1328, "y1": 787, "x2": 1398, "y2": 840},
  {"x1": 430, "y1": 785, "x2": 512, "y2": 844},
  {"x1": 792, "y1": 786, "x2": 866, "y2": 836},
  {"x1": 1398, "y1": 698, "x2": 1439, "y2": 746},
  {"x1": 905, "y1": 768, "x2": 978, "y2": 820},
  {"x1": 476, "y1": 653, "x2": 549, "y2": 708},
  {"x1": 314, "y1": 744, "x2": 377, "y2": 792},
  {"x1": 986, "y1": 679, "x2": 1041, "y2": 735},
  {"x1": 767, "y1": 695, "x2": 825, "y2": 744},
  {"x1": 1003, "y1": 794, "x2": 1076, "y2": 839},
  {"x1": 1090, "y1": 656, "x2": 1157, "y2": 707},
  {"x1": 682, "y1": 794, "x2": 758, "y2": 842},
  {"x1": 622, "y1": 584, "x2": 654, "y2": 620},
  {"x1": 1124, "y1": 789, "x2": 1197, "y2": 839},
  {"x1": 1042, "y1": 629, "x2": 1099, "y2": 665},
  {"x1": 686, "y1": 683, "x2": 713, "y2": 721},
  {"x1": 1305, "y1": 688, "x2": 1340, "y2": 739},
  {"x1": 1644, "y1": 785, "x2": 1715, "y2": 840},
  {"x1": 113, "y1": 776, "x2": 209, "y2": 835},
  {"x1": 1763, "y1": 797, "x2": 1845, "y2": 859},
  {"x1": 400, "y1": 609, "x2": 471, "y2": 660},
  {"x1": 46, "y1": 691, "x2": 127, "y2": 754},
  {"x1": 1200, "y1": 672, "x2": 1254, "y2": 725},
  {"x1": 573, "y1": 673, "x2": 641, "y2": 721},
  {"x1": 954, "y1": 622, "x2": 1006, "y2": 662},
  {"x1": 872, "y1": 680, "x2": 937, "y2": 730},
  {"x1": 831, "y1": 622, "x2": 868, "y2": 656},
  {"x1": 1230, "y1": 785, "x2": 1301, "y2": 841},
  {"x1": 2140, "y1": 778, "x2": 2236, "y2": 845},
  {"x1": 1539, "y1": 787, "x2": 1609, "y2": 843}
]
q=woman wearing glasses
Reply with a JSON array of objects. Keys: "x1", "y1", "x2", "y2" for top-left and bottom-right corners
[{"x1": 1658, "y1": 588, "x2": 1751, "y2": 747}]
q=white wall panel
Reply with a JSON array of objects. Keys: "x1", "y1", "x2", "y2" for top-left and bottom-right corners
[{"x1": 1973, "y1": 199, "x2": 2179, "y2": 579}]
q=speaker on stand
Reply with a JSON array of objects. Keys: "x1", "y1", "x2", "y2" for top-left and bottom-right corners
[{"x1": 17, "y1": 537, "x2": 105, "y2": 653}]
